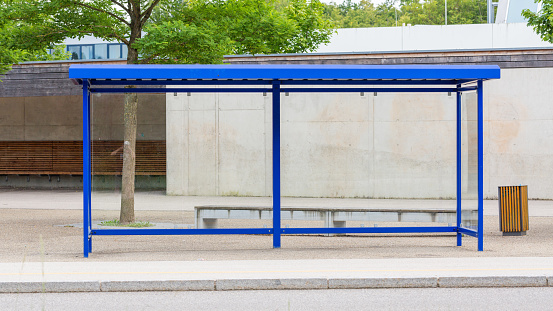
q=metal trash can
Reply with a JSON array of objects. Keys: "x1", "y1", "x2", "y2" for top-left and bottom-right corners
[{"x1": 498, "y1": 185, "x2": 529, "y2": 236}]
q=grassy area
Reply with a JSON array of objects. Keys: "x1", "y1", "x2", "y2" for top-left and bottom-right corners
[{"x1": 99, "y1": 219, "x2": 154, "y2": 228}]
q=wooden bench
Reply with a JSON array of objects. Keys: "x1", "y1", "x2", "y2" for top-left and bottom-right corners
[
  {"x1": 0, "y1": 141, "x2": 166, "y2": 176},
  {"x1": 194, "y1": 205, "x2": 478, "y2": 229}
]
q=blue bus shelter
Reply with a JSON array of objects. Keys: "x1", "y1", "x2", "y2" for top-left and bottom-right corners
[{"x1": 69, "y1": 64, "x2": 500, "y2": 257}]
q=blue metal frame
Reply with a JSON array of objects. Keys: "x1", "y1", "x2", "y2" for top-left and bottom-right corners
[
  {"x1": 69, "y1": 64, "x2": 500, "y2": 80},
  {"x1": 477, "y1": 80, "x2": 484, "y2": 251},
  {"x1": 82, "y1": 79, "x2": 92, "y2": 257},
  {"x1": 272, "y1": 80, "x2": 281, "y2": 248},
  {"x1": 88, "y1": 87, "x2": 476, "y2": 94},
  {"x1": 456, "y1": 88, "x2": 462, "y2": 247},
  {"x1": 69, "y1": 64, "x2": 500, "y2": 257}
]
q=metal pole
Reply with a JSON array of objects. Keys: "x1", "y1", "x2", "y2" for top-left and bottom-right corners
[
  {"x1": 487, "y1": 0, "x2": 492, "y2": 23},
  {"x1": 83, "y1": 79, "x2": 91, "y2": 257},
  {"x1": 456, "y1": 88, "x2": 462, "y2": 246},
  {"x1": 477, "y1": 80, "x2": 484, "y2": 251},
  {"x1": 272, "y1": 80, "x2": 281, "y2": 248},
  {"x1": 445, "y1": 0, "x2": 448, "y2": 25}
]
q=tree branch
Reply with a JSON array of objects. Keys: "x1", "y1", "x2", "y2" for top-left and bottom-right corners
[
  {"x1": 110, "y1": 0, "x2": 131, "y2": 14},
  {"x1": 139, "y1": 53, "x2": 160, "y2": 64},
  {"x1": 129, "y1": 0, "x2": 140, "y2": 16},
  {"x1": 73, "y1": 1, "x2": 130, "y2": 26},
  {"x1": 140, "y1": 0, "x2": 162, "y2": 26}
]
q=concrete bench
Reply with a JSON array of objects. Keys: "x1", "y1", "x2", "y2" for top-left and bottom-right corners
[{"x1": 194, "y1": 205, "x2": 478, "y2": 229}]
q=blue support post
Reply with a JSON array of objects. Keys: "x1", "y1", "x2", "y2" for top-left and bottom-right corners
[
  {"x1": 456, "y1": 88, "x2": 462, "y2": 246},
  {"x1": 83, "y1": 79, "x2": 91, "y2": 257},
  {"x1": 272, "y1": 80, "x2": 281, "y2": 248},
  {"x1": 477, "y1": 80, "x2": 484, "y2": 251}
]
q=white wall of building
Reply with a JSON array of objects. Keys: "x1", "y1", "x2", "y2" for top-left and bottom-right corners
[{"x1": 316, "y1": 23, "x2": 553, "y2": 54}]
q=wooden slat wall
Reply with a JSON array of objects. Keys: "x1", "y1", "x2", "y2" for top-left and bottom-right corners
[
  {"x1": 0, "y1": 141, "x2": 53, "y2": 174},
  {"x1": 0, "y1": 141, "x2": 166, "y2": 175},
  {"x1": 53, "y1": 141, "x2": 82, "y2": 173}
]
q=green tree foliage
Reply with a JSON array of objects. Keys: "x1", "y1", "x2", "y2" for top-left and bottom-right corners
[
  {"x1": 400, "y1": 0, "x2": 485, "y2": 25},
  {"x1": 137, "y1": 0, "x2": 334, "y2": 64},
  {"x1": 0, "y1": 5, "x2": 69, "y2": 75},
  {"x1": 523, "y1": 0, "x2": 553, "y2": 44},
  {"x1": 1, "y1": 0, "x2": 333, "y2": 67},
  {"x1": 376, "y1": 0, "x2": 401, "y2": 27},
  {"x1": 323, "y1": 0, "x2": 486, "y2": 28},
  {"x1": 324, "y1": 0, "x2": 378, "y2": 28}
]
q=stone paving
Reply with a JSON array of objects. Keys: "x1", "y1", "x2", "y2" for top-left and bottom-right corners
[{"x1": 1, "y1": 189, "x2": 553, "y2": 292}]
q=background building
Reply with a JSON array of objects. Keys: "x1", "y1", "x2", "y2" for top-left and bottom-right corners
[{"x1": 2, "y1": 6, "x2": 553, "y2": 199}]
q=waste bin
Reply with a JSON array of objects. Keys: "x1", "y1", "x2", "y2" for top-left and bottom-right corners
[{"x1": 498, "y1": 185, "x2": 529, "y2": 236}]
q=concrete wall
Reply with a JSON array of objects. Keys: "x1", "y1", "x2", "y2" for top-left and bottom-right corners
[
  {"x1": 485, "y1": 68, "x2": 553, "y2": 199},
  {"x1": 166, "y1": 89, "x2": 272, "y2": 196},
  {"x1": 0, "y1": 95, "x2": 82, "y2": 141},
  {"x1": 91, "y1": 94, "x2": 166, "y2": 141},
  {"x1": 166, "y1": 91, "x2": 461, "y2": 199},
  {"x1": 167, "y1": 67, "x2": 553, "y2": 200},
  {"x1": 0, "y1": 94, "x2": 166, "y2": 141}
]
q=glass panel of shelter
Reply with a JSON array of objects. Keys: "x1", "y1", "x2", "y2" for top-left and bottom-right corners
[
  {"x1": 89, "y1": 89, "x2": 271, "y2": 242},
  {"x1": 278, "y1": 89, "x2": 460, "y2": 233},
  {"x1": 460, "y1": 91, "x2": 479, "y2": 230}
]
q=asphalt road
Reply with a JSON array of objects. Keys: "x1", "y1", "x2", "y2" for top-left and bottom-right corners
[{"x1": 2, "y1": 288, "x2": 553, "y2": 311}]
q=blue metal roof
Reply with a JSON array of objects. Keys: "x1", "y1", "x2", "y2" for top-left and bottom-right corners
[{"x1": 69, "y1": 64, "x2": 500, "y2": 84}]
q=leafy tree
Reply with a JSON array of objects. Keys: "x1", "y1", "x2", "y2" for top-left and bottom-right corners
[
  {"x1": 0, "y1": 12, "x2": 69, "y2": 75},
  {"x1": 323, "y1": 0, "x2": 377, "y2": 28},
  {"x1": 0, "y1": 35, "x2": 24, "y2": 75},
  {"x1": 323, "y1": 0, "x2": 398, "y2": 28},
  {"x1": 1, "y1": 0, "x2": 333, "y2": 223},
  {"x1": 322, "y1": 0, "x2": 486, "y2": 28},
  {"x1": 399, "y1": 0, "x2": 486, "y2": 25},
  {"x1": 523, "y1": 0, "x2": 553, "y2": 44},
  {"x1": 139, "y1": 0, "x2": 333, "y2": 63},
  {"x1": 375, "y1": 0, "x2": 400, "y2": 27}
]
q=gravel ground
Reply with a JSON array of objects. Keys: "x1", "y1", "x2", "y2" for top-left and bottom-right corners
[{"x1": 1, "y1": 209, "x2": 552, "y2": 262}]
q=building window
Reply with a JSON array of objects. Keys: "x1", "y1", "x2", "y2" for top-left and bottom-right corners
[
  {"x1": 95, "y1": 44, "x2": 107, "y2": 59},
  {"x1": 68, "y1": 45, "x2": 80, "y2": 60},
  {"x1": 65, "y1": 43, "x2": 126, "y2": 60},
  {"x1": 108, "y1": 44, "x2": 121, "y2": 59},
  {"x1": 81, "y1": 45, "x2": 94, "y2": 60},
  {"x1": 122, "y1": 45, "x2": 128, "y2": 60}
]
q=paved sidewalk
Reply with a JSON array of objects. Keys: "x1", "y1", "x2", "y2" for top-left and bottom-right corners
[
  {"x1": 2, "y1": 188, "x2": 553, "y2": 216},
  {"x1": 2, "y1": 189, "x2": 553, "y2": 293},
  {"x1": 1, "y1": 257, "x2": 552, "y2": 293}
]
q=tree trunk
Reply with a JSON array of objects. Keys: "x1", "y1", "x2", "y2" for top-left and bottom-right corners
[
  {"x1": 120, "y1": 87, "x2": 138, "y2": 224},
  {"x1": 120, "y1": 12, "x2": 141, "y2": 224}
]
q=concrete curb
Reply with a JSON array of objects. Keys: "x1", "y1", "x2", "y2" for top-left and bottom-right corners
[{"x1": 1, "y1": 276, "x2": 552, "y2": 293}]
